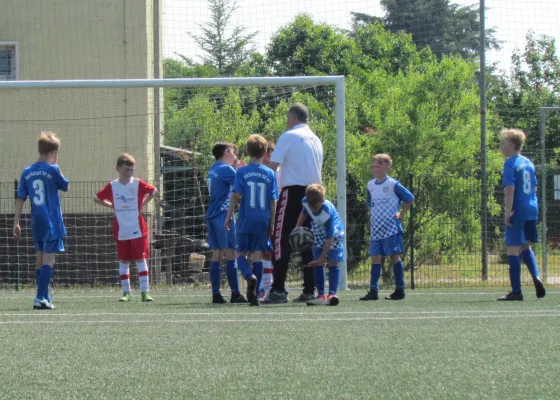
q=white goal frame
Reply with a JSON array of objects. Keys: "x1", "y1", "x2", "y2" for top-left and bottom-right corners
[{"x1": 0, "y1": 76, "x2": 348, "y2": 289}]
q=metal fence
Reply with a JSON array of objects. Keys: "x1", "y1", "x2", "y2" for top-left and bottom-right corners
[{"x1": 3, "y1": 147, "x2": 560, "y2": 290}]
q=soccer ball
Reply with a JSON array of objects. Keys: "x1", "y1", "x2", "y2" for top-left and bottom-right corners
[{"x1": 289, "y1": 226, "x2": 314, "y2": 252}]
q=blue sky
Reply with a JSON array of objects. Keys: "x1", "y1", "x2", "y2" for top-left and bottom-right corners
[{"x1": 163, "y1": 0, "x2": 560, "y2": 72}]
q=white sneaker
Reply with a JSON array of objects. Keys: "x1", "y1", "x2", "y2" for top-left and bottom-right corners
[
  {"x1": 34, "y1": 299, "x2": 55, "y2": 310},
  {"x1": 306, "y1": 295, "x2": 327, "y2": 306}
]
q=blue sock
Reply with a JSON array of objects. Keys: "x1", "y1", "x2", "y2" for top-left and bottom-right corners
[
  {"x1": 508, "y1": 255, "x2": 522, "y2": 293},
  {"x1": 520, "y1": 249, "x2": 540, "y2": 280},
  {"x1": 237, "y1": 256, "x2": 253, "y2": 280},
  {"x1": 370, "y1": 264, "x2": 381, "y2": 291},
  {"x1": 252, "y1": 262, "x2": 263, "y2": 294},
  {"x1": 328, "y1": 267, "x2": 340, "y2": 295},
  {"x1": 37, "y1": 265, "x2": 53, "y2": 301},
  {"x1": 393, "y1": 261, "x2": 405, "y2": 290},
  {"x1": 209, "y1": 261, "x2": 221, "y2": 295},
  {"x1": 313, "y1": 266, "x2": 326, "y2": 296},
  {"x1": 35, "y1": 268, "x2": 51, "y2": 302},
  {"x1": 226, "y1": 260, "x2": 240, "y2": 295}
]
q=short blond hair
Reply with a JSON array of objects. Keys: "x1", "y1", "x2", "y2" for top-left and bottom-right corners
[
  {"x1": 38, "y1": 131, "x2": 60, "y2": 155},
  {"x1": 246, "y1": 134, "x2": 268, "y2": 159},
  {"x1": 372, "y1": 153, "x2": 393, "y2": 167},
  {"x1": 306, "y1": 184, "x2": 326, "y2": 207},
  {"x1": 116, "y1": 153, "x2": 136, "y2": 167},
  {"x1": 501, "y1": 129, "x2": 526, "y2": 151}
]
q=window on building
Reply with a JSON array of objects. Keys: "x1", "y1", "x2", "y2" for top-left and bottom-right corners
[{"x1": 0, "y1": 43, "x2": 17, "y2": 81}]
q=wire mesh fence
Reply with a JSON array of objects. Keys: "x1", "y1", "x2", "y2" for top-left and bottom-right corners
[
  {"x1": 1, "y1": 0, "x2": 559, "y2": 290},
  {"x1": 2, "y1": 148, "x2": 559, "y2": 290}
]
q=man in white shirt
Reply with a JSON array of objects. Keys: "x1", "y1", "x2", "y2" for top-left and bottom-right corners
[{"x1": 262, "y1": 103, "x2": 324, "y2": 304}]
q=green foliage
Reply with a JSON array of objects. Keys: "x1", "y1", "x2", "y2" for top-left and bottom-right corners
[
  {"x1": 490, "y1": 32, "x2": 560, "y2": 157},
  {"x1": 344, "y1": 56, "x2": 502, "y2": 266},
  {"x1": 352, "y1": 0, "x2": 500, "y2": 59},
  {"x1": 163, "y1": 13, "x2": 560, "y2": 272},
  {"x1": 181, "y1": 0, "x2": 258, "y2": 76},
  {"x1": 266, "y1": 14, "x2": 360, "y2": 76}
]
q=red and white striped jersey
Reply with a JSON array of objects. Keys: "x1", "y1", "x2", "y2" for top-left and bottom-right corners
[{"x1": 96, "y1": 178, "x2": 156, "y2": 241}]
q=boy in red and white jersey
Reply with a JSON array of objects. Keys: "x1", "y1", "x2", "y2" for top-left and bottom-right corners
[
  {"x1": 260, "y1": 138, "x2": 276, "y2": 298},
  {"x1": 94, "y1": 153, "x2": 157, "y2": 302}
]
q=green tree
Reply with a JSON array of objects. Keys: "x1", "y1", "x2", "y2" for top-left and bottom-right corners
[
  {"x1": 181, "y1": 0, "x2": 258, "y2": 76},
  {"x1": 346, "y1": 56, "x2": 502, "y2": 269},
  {"x1": 266, "y1": 14, "x2": 360, "y2": 76},
  {"x1": 164, "y1": 16, "x2": 505, "y2": 279},
  {"x1": 352, "y1": 0, "x2": 500, "y2": 59},
  {"x1": 490, "y1": 32, "x2": 560, "y2": 155}
]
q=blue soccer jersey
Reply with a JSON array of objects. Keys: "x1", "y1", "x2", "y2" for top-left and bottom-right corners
[
  {"x1": 233, "y1": 163, "x2": 278, "y2": 235},
  {"x1": 503, "y1": 155, "x2": 538, "y2": 222},
  {"x1": 366, "y1": 176, "x2": 414, "y2": 240},
  {"x1": 207, "y1": 162, "x2": 236, "y2": 219},
  {"x1": 302, "y1": 198, "x2": 345, "y2": 249},
  {"x1": 17, "y1": 162, "x2": 69, "y2": 242}
]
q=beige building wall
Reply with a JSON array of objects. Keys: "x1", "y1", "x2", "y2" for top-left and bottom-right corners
[{"x1": 0, "y1": 0, "x2": 159, "y2": 212}]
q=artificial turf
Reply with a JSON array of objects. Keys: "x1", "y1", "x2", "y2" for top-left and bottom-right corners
[{"x1": 0, "y1": 288, "x2": 558, "y2": 400}]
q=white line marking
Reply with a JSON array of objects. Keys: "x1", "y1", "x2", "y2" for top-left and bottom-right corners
[
  {"x1": 1, "y1": 309, "x2": 559, "y2": 317},
  {"x1": 0, "y1": 314, "x2": 559, "y2": 324},
  {"x1": 0, "y1": 291, "x2": 558, "y2": 299}
]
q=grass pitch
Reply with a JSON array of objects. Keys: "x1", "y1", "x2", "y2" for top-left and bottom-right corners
[{"x1": 0, "y1": 288, "x2": 558, "y2": 400}]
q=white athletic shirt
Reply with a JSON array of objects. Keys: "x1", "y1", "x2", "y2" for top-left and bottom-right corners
[
  {"x1": 270, "y1": 124, "x2": 323, "y2": 187},
  {"x1": 96, "y1": 178, "x2": 157, "y2": 240}
]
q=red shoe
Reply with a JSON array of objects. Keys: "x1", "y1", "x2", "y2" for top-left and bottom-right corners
[{"x1": 327, "y1": 294, "x2": 339, "y2": 306}]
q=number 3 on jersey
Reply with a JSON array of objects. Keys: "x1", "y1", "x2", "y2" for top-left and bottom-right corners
[
  {"x1": 32, "y1": 179, "x2": 45, "y2": 206},
  {"x1": 523, "y1": 170, "x2": 531, "y2": 194},
  {"x1": 247, "y1": 181, "x2": 266, "y2": 209}
]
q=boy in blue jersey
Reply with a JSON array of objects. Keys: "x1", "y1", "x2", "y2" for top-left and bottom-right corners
[
  {"x1": 13, "y1": 132, "x2": 69, "y2": 310},
  {"x1": 296, "y1": 184, "x2": 345, "y2": 306},
  {"x1": 498, "y1": 129, "x2": 546, "y2": 301},
  {"x1": 360, "y1": 154, "x2": 414, "y2": 301},
  {"x1": 207, "y1": 142, "x2": 247, "y2": 304},
  {"x1": 225, "y1": 134, "x2": 278, "y2": 306}
]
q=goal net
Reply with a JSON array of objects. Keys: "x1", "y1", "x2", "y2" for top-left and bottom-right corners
[{"x1": 0, "y1": 76, "x2": 346, "y2": 291}]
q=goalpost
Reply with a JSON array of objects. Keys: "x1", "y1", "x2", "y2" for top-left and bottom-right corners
[{"x1": 0, "y1": 76, "x2": 348, "y2": 290}]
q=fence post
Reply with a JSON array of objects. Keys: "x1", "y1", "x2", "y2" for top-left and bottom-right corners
[
  {"x1": 540, "y1": 109, "x2": 548, "y2": 282},
  {"x1": 14, "y1": 179, "x2": 19, "y2": 291},
  {"x1": 409, "y1": 173, "x2": 415, "y2": 290},
  {"x1": 479, "y1": 0, "x2": 489, "y2": 281}
]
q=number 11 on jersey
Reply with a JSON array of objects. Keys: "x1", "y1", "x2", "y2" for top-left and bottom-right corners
[{"x1": 247, "y1": 181, "x2": 266, "y2": 209}]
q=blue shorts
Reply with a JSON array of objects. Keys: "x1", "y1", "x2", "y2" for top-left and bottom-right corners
[
  {"x1": 370, "y1": 233, "x2": 403, "y2": 257},
  {"x1": 237, "y1": 234, "x2": 272, "y2": 253},
  {"x1": 207, "y1": 213, "x2": 236, "y2": 250},
  {"x1": 505, "y1": 220, "x2": 539, "y2": 246},
  {"x1": 34, "y1": 238, "x2": 65, "y2": 254},
  {"x1": 312, "y1": 246, "x2": 345, "y2": 264}
]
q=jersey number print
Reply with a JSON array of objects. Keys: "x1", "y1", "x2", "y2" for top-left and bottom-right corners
[
  {"x1": 32, "y1": 179, "x2": 45, "y2": 206},
  {"x1": 247, "y1": 181, "x2": 266, "y2": 209},
  {"x1": 523, "y1": 170, "x2": 531, "y2": 194}
]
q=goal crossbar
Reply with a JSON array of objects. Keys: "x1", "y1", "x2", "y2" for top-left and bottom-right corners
[
  {"x1": 0, "y1": 76, "x2": 348, "y2": 289},
  {"x1": 0, "y1": 76, "x2": 344, "y2": 89}
]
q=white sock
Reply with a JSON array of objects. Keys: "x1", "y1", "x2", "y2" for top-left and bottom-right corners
[
  {"x1": 262, "y1": 260, "x2": 274, "y2": 295},
  {"x1": 137, "y1": 260, "x2": 149, "y2": 292},
  {"x1": 119, "y1": 262, "x2": 131, "y2": 293}
]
